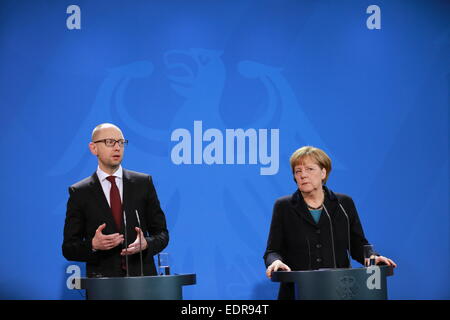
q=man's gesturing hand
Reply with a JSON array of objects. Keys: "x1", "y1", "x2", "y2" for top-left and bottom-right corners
[
  {"x1": 121, "y1": 227, "x2": 148, "y2": 256},
  {"x1": 92, "y1": 223, "x2": 124, "y2": 251}
]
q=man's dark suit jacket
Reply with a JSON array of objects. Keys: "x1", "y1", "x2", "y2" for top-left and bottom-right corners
[
  {"x1": 62, "y1": 169, "x2": 169, "y2": 277},
  {"x1": 264, "y1": 186, "x2": 372, "y2": 299}
]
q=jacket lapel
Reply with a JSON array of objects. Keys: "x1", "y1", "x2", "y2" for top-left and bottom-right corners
[
  {"x1": 122, "y1": 169, "x2": 137, "y2": 238},
  {"x1": 291, "y1": 190, "x2": 317, "y2": 227},
  {"x1": 122, "y1": 168, "x2": 134, "y2": 216},
  {"x1": 88, "y1": 172, "x2": 117, "y2": 231},
  {"x1": 318, "y1": 186, "x2": 339, "y2": 227}
]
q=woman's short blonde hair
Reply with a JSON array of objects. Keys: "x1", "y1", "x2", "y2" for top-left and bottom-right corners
[{"x1": 289, "y1": 146, "x2": 332, "y2": 184}]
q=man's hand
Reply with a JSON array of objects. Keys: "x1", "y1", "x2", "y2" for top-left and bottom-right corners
[
  {"x1": 121, "y1": 227, "x2": 148, "y2": 256},
  {"x1": 266, "y1": 260, "x2": 291, "y2": 279},
  {"x1": 91, "y1": 223, "x2": 124, "y2": 251}
]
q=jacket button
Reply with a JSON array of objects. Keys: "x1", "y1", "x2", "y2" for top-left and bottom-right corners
[
  {"x1": 316, "y1": 258, "x2": 322, "y2": 263},
  {"x1": 316, "y1": 244, "x2": 322, "y2": 249}
]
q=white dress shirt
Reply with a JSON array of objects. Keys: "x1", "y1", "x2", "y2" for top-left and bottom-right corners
[{"x1": 96, "y1": 165, "x2": 123, "y2": 206}]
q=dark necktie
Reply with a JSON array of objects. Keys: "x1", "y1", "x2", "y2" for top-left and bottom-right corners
[{"x1": 106, "y1": 176, "x2": 122, "y2": 231}]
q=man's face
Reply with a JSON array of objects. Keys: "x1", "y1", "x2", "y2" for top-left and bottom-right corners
[{"x1": 89, "y1": 127, "x2": 125, "y2": 172}]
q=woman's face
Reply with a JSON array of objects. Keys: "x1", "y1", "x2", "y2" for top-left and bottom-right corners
[{"x1": 293, "y1": 157, "x2": 326, "y2": 194}]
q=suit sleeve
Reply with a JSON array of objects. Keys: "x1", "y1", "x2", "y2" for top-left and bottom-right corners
[
  {"x1": 62, "y1": 187, "x2": 99, "y2": 263},
  {"x1": 263, "y1": 199, "x2": 285, "y2": 267},
  {"x1": 143, "y1": 176, "x2": 169, "y2": 256}
]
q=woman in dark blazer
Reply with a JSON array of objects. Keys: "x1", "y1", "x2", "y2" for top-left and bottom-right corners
[{"x1": 263, "y1": 146, "x2": 396, "y2": 300}]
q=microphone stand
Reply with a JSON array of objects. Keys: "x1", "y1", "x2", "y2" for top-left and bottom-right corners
[
  {"x1": 123, "y1": 210, "x2": 129, "y2": 277},
  {"x1": 135, "y1": 210, "x2": 144, "y2": 277},
  {"x1": 338, "y1": 203, "x2": 352, "y2": 268},
  {"x1": 322, "y1": 204, "x2": 337, "y2": 269}
]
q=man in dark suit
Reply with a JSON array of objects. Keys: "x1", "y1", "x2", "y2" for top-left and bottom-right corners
[{"x1": 62, "y1": 123, "x2": 169, "y2": 277}]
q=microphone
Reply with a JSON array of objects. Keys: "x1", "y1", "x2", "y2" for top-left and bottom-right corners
[
  {"x1": 135, "y1": 210, "x2": 144, "y2": 277},
  {"x1": 322, "y1": 204, "x2": 337, "y2": 269},
  {"x1": 337, "y1": 202, "x2": 352, "y2": 268},
  {"x1": 123, "y1": 210, "x2": 129, "y2": 277}
]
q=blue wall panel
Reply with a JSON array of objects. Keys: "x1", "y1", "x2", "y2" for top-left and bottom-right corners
[{"x1": 0, "y1": 0, "x2": 448, "y2": 299}]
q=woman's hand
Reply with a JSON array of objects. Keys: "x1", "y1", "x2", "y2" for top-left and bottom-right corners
[
  {"x1": 375, "y1": 255, "x2": 397, "y2": 268},
  {"x1": 266, "y1": 260, "x2": 291, "y2": 279}
]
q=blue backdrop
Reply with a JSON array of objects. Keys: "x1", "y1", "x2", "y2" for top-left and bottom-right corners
[{"x1": 0, "y1": 0, "x2": 448, "y2": 299}]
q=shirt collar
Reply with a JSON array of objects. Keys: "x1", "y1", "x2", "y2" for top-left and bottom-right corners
[{"x1": 97, "y1": 165, "x2": 123, "y2": 182}]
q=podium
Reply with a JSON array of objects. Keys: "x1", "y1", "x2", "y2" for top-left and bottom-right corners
[
  {"x1": 79, "y1": 274, "x2": 196, "y2": 300},
  {"x1": 272, "y1": 266, "x2": 393, "y2": 300}
]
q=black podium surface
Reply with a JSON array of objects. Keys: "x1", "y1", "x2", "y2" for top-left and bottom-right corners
[
  {"x1": 272, "y1": 266, "x2": 393, "y2": 300},
  {"x1": 80, "y1": 274, "x2": 196, "y2": 300}
]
